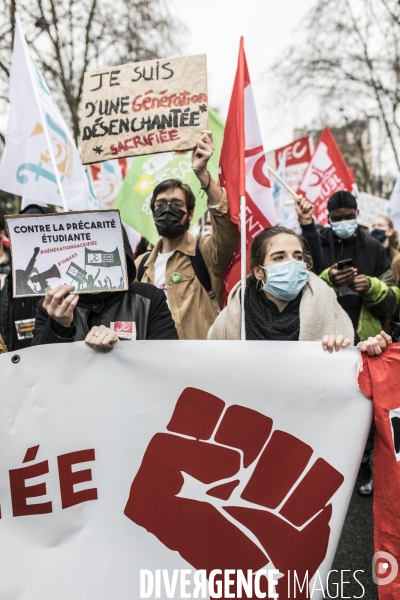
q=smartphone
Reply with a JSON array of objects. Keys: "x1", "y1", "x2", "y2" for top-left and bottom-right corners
[{"x1": 337, "y1": 258, "x2": 354, "y2": 270}]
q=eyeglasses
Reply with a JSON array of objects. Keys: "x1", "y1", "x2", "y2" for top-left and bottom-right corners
[
  {"x1": 329, "y1": 214, "x2": 357, "y2": 223},
  {"x1": 154, "y1": 199, "x2": 186, "y2": 210}
]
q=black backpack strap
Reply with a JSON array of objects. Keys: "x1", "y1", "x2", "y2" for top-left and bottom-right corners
[
  {"x1": 137, "y1": 252, "x2": 151, "y2": 282},
  {"x1": 190, "y1": 240, "x2": 220, "y2": 313}
]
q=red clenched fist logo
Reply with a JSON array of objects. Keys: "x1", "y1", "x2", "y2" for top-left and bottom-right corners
[{"x1": 125, "y1": 388, "x2": 344, "y2": 599}]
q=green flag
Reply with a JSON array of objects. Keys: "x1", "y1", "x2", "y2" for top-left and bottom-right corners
[
  {"x1": 85, "y1": 247, "x2": 122, "y2": 267},
  {"x1": 112, "y1": 108, "x2": 225, "y2": 245}
]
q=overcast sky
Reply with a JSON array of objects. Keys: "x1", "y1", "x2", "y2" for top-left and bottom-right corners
[{"x1": 173, "y1": 0, "x2": 315, "y2": 152}]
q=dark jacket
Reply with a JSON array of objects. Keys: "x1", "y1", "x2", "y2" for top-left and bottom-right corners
[
  {"x1": 32, "y1": 230, "x2": 178, "y2": 345},
  {"x1": 319, "y1": 226, "x2": 397, "y2": 339},
  {"x1": 300, "y1": 221, "x2": 323, "y2": 274},
  {"x1": 0, "y1": 273, "x2": 40, "y2": 351}
]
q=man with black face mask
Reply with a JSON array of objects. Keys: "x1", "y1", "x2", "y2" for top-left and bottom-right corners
[{"x1": 135, "y1": 130, "x2": 240, "y2": 340}]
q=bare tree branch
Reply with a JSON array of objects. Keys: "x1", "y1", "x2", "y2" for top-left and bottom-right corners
[
  {"x1": 0, "y1": 0, "x2": 182, "y2": 144},
  {"x1": 270, "y1": 0, "x2": 400, "y2": 186}
]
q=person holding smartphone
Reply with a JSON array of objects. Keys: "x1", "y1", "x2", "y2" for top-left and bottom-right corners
[
  {"x1": 318, "y1": 190, "x2": 399, "y2": 341},
  {"x1": 317, "y1": 192, "x2": 400, "y2": 498}
]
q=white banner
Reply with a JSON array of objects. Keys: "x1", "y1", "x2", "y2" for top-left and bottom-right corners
[
  {"x1": 0, "y1": 342, "x2": 371, "y2": 600},
  {"x1": 357, "y1": 192, "x2": 388, "y2": 228}
]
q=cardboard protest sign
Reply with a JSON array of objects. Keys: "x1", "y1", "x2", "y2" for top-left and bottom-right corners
[
  {"x1": 0, "y1": 341, "x2": 371, "y2": 599},
  {"x1": 5, "y1": 210, "x2": 127, "y2": 297},
  {"x1": 81, "y1": 55, "x2": 208, "y2": 164},
  {"x1": 357, "y1": 192, "x2": 388, "y2": 228}
]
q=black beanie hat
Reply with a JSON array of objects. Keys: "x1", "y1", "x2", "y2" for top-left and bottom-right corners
[
  {"x1": 19, "y1": 204, "x2": 48, "y2": 215},
  {"x1": 327, "y1": 190, "x2": 357, "y2": 212}
]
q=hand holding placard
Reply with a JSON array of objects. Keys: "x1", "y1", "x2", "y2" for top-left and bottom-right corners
[
  {"x1": 43, "y1": 285, "x2": 79, "y2": 328},
  {"x1": 5, "y1": 210, "x2": 128, "y2": 297}
]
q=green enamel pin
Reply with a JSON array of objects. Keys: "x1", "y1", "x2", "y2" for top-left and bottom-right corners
[{"x1": 171, "y1": 272, "x2": 182, "y2": 283}]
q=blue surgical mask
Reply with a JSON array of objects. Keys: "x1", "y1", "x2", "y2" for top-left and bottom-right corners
[
  {"x1": 260, "y1": 259, "x2": 309, "y2": 301},
  {"x1": 331, "y1": 219, "x2": 358, "y2": 239}
]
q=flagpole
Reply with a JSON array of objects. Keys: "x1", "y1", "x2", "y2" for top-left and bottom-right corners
[
  {"x1": 267, "y1": 164, "x2": 301, "y2": 202},
  {"x1": 15, "y1": 13, "x2": 69, "y2": 212},
  {"x1": 238, "y1": 37, "x2": 246, "y2": 341},
  {"x1": 240, "y1": 194, "x2": 246, "y2": 341}
]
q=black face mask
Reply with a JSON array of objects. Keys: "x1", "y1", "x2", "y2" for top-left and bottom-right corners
[
  {"x1": 371, "y1": 228, "x2": 387, "y2": 244},
  {"x1": 153, "y1": 205, "x2": 188, "y2": 239}
]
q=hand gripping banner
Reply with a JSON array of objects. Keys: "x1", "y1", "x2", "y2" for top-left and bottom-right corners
[{"x1": 0, "y1": 341, "x2": 371, "y2": 599}]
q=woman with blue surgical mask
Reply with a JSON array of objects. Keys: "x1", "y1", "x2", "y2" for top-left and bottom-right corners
[{"x1": 209, "y1": 226, "x2": 392, "y2": 356}]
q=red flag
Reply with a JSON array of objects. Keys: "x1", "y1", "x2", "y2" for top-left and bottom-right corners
[
  {"x1": 266, "y1": 135, "x2": 313, "y2": 195},
  {"x1": 298, "y1": 127, "x2": 355, "y2": 226},
  {"x1": 358, "y1": 346, "x2": 400, "y2": 598},
  {"x1": 219, "y1": 38, "x2": 277, "y2": 297}
]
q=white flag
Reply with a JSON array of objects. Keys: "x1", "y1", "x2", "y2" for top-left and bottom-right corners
[
  {"x1": 87, "y1": 159, "x2": 140, "y2": 251},
  {"x1": 272, "y1": 149, "x2": 287, "y2": 223},
  {"x1": 387, "y1": 174, "x2": 400, "y2": 232},
  {"x1": 99, "y1": 159, "x2": 123, "y2": 206},
  {"x1": 0, "y1": 14, "x2": 90, "y2": 211}
]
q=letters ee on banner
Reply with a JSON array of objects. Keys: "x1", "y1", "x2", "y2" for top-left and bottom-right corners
[
  {"x1": 81, "y1": 55, "x2": 208, "y2": 164},
  {"x1": 0, "y1": 341, "x2": 371, "y2": 600},
  {"x1": 5, "y1": 210, "x2": 127, "y2": 297}
]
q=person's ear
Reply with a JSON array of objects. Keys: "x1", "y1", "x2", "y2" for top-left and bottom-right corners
[
  {"x1": 253, "y1": 265, "x2": 266, "y2": 281},
  {"x1": 188, "y1": 209, "x2": 194, "y2": 222}
]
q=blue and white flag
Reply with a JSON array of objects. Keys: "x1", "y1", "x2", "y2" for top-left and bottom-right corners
[
  {"x1": 272, "y1": 149, "x2": 287, "y2": 223},
  {"x1": 0, "y1": 14, "x2": 92, "y2": 211}
]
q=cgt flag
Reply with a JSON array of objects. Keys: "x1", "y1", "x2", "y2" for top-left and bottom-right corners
[
  {"x1": 0, "y1": 14, "x2": 92, "y2": 211},
  {"x1": 219, "y1": 38, "x2": 277, "y2": 297},
  {"x1": 297, "y1": 127, "x2": 355, "y2": 225},
  {"x1": 85, "y1": 247, "x2": 122, "y2": 268}
]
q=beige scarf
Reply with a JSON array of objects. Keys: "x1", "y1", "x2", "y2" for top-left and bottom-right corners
[{"x1": 208, "y1": 272, "x2": 355, "y2": 342}]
